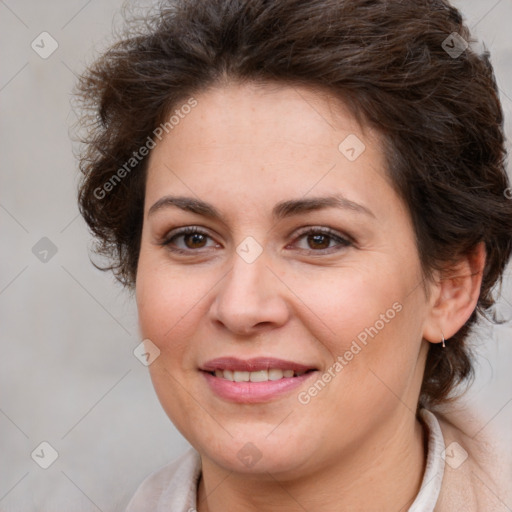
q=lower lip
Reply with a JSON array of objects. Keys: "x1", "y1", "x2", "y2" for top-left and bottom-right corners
[{"x1": 202, "y1": 371, "x2": 316, "y2": 403}]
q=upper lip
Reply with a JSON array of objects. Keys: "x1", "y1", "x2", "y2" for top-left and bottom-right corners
[{"x1": 201, "y1": 357, "x2": 316, "y2": 372}]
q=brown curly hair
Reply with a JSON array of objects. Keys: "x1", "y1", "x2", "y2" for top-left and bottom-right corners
[{"x1": 76, "y1": 0, "x2": 512, "y2": 408}]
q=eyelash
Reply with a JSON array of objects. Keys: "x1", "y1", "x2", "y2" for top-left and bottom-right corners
[{"x1": 160, "y1": 226, "x2": 353, "y2": 255}]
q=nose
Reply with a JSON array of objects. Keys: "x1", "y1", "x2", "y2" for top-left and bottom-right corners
[{"x1": 209, "y1": 252, "x2": 290, "y2": 336}]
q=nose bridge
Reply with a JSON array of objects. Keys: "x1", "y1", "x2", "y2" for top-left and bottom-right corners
[
  {"x1": 211, "y1": 247, "x2": 289, "y2": 333},
  {"x1": 223, "y1": 231, "x2": 270, "y2": 295},
  {"x1": 223, "y1": 249, "x2": 271, "y2": 306}
]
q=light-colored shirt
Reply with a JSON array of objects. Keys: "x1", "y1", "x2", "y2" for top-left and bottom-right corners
[{"x1": 126, "y1": 409, "x2": 447, "y2": 511}]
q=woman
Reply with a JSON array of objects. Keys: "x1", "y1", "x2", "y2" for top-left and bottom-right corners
[{"x1": 76, "y1": 0, "x2": 512, "y2": 510}]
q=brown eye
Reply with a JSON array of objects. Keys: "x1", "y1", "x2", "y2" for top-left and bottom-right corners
[
  {"x1": 161, "y1": 227, "x2": 219, "y2": 253},
  {"x1": 306, "y1": 233, "x2": 331, "y2": 250},
  {"x1": 183, "y1": 232, "x2": 207, "y2": 249},
  {"x1": 292, "y1": 227, "x2": 352, "y2": 253}
]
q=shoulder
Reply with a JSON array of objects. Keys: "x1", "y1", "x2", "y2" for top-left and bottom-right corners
[
  {"x1": 125, "y1": 448, "x2": 201, "y2": 512},
  {"x1": 432, "y1": 407, "x2": 512, "y2": 511}
]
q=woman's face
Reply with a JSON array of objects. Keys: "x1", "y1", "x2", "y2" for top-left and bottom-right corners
[{"x1": 136, "y1": 82, "x2": 433, "y2": 476}]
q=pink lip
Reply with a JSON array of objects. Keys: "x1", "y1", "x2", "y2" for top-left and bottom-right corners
[
  {"x1": 201, "y1": 357, "x2": 314, "y2": 373},
  {"x1": 200, "y1": 357, "x2": 317, "y2": 404}
]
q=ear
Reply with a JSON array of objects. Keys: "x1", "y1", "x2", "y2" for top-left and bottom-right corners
[{"x1": 422, "y1": 242, "x2": 486, "y2": 345}]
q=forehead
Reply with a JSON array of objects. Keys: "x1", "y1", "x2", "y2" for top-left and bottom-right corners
[
  {"x1": 157, "y1": 82, "x2": 370, "y2": 151},
  {"x1": 144, "y1": 82, "x2": 394, "y2": 217}
]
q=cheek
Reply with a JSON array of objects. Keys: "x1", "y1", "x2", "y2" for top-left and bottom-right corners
[
  {"x1": 285, "y1": 263, "x2": 408, "y2": 344},
  {"x1": 135, "y1": 252, "x2": 202, "y2": 360},
  {"x1": 135, "y1": 260, "x2": 213, "y2": 436},
  {"x1": 137, "y1": 281, "x2": 200, "y2": 353},
  {"x1": 293, "y1": 263, "x2": 425, "y2": 403}
]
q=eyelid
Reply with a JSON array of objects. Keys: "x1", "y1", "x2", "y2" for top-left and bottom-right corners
[
  {"x1": 159, "y1": 224, "x2": 354, "y2": 254},
  {"x1": 159, "y1": 226, "x2": 221, "y2": 252},
  {"x1": 161, "y1": 225, "x2": 213, "y2": 242},
  {"x1": 291, "y1": 225, "x2": 354, "y2": 243}
]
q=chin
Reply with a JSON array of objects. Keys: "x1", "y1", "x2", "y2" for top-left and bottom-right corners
[{"x1": 190, "y1": 422, "x2": 317, "y2": 477}]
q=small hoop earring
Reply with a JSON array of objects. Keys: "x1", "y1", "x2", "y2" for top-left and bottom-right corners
[{"x1": 441, "y1": 333, "x2": 446, "y2": 348}]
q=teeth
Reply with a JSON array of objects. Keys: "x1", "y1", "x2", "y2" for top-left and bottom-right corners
[
  {"x1": 233, "y1": 371, "x2": 250, "y2": 382},
  {"x1": 268, "y1": 369, "x2": 284, "y2": 380},
  {"x1": 213, "y1": 369, "x2": 307, "y2": 382},
  {"x1": 249, "y1": 370, "x2": 267, "y2": 382}
]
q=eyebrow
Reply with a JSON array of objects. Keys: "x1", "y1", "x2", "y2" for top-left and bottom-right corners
[{"x1": 147, "y1": 194, "x2": 375, "y2": 220}]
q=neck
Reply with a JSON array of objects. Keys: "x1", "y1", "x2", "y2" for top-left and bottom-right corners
[{"x1": 197, "y1": 412, "x2": 426, "y2": 512}]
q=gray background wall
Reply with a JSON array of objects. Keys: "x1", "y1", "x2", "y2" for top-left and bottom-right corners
[{"x1": 0, "y1": 1, "x2": 511, "y2": 510}]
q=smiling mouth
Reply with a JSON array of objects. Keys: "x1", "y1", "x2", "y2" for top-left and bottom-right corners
[
  {"x1": 208, "y1": 368, "x2": 315, "y2": 382},
  {"x1": 200, "y1": 357, "x2": 318, "y2": 403},
  {"x1": 200, "y1": 357, "x2": 318, "y2": 383}
]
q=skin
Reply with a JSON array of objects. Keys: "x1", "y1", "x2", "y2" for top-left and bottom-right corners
[{"x1": 135, "y1": 82, "x2": 485, "y2": 511}]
